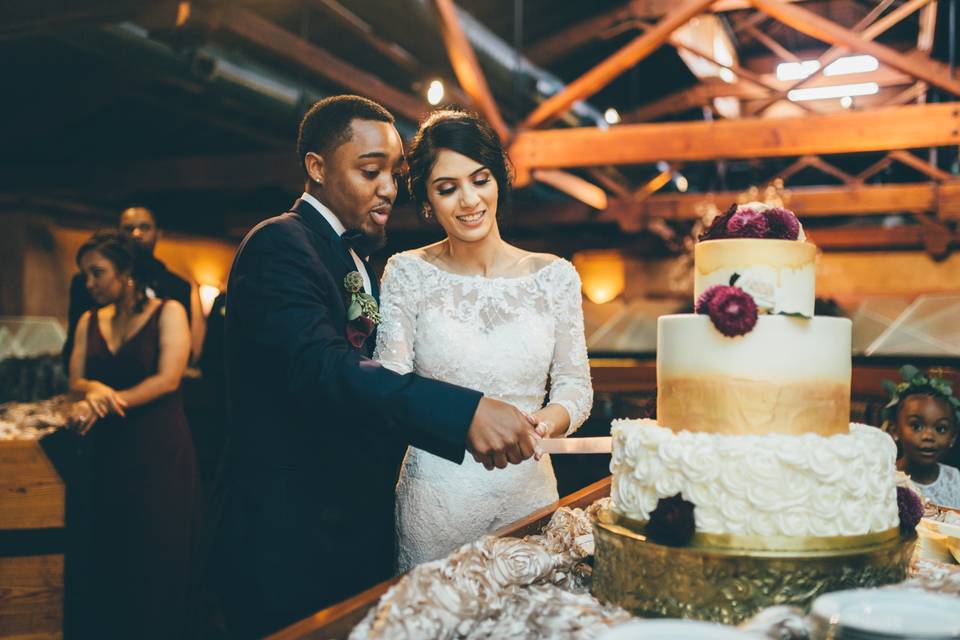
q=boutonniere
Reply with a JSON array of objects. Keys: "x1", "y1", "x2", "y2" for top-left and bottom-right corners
[{"x1": 344, "y1": 271, "x2": 381, "y2": 348}]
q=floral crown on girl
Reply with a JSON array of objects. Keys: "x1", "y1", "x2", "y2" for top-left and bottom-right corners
[{"x1": 881, "y1": 364, "x2": 960, "y2": 430}]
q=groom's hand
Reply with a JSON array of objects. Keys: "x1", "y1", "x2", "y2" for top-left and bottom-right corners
[{"x1": 466, "y1": 397, "x2": 538, "y2": 470}]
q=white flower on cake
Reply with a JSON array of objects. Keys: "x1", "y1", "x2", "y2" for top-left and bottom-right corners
[{"x1": 732, "y1": 269, "x2": 777, "y2": 311}]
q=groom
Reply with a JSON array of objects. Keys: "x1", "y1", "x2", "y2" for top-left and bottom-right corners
[{"x1": 217, "y1": 95, "x2": 541, "y2": 638}]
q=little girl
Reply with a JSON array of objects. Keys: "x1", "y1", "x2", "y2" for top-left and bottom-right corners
[{"x1": 884, "y1": 366, "x2": 960, "y2": 508}]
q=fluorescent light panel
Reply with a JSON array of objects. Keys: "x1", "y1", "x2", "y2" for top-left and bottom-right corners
[
  {"x1": 788, "y1": 82, "x2": 879, "y2": 102},
  {"x1": 824, "y1": 55, "x2": 878, "y2": 76},
  {"x1": 776, "y1": 55, "x2": 879, "y2": 81},
  {"x1": 776, "y1": 60, "x2": 820, "y2": 81}
]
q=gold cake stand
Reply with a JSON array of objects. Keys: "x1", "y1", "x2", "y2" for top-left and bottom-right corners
[{"x1": 592, "y1": 509, "x2": 916, "y2": 625}]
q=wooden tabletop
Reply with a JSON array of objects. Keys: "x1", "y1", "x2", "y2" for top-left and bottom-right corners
[{"x1": 267, "y1": 477, "x2": 613, "y2": 640}]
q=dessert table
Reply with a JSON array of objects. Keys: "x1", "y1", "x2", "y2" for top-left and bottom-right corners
[
  {"x1": 269, "y1": 476, "x2": 960, "y2": 640},
  {"x1": 268, "y1": 478, "x2": 615, "y2": 640}
]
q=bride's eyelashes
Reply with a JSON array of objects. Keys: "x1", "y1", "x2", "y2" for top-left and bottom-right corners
[{"x1": 435, "y1": 177, "x2": 491, "y2": 197}]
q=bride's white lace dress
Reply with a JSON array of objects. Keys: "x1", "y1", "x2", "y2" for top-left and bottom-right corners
[{"x1": 374, "y1": 252, "x2": 593, "y2": 573}]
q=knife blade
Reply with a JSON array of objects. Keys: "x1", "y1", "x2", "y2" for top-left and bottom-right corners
[{"x1": 538, "y1": 436, "x2": 612, "y2": 455}]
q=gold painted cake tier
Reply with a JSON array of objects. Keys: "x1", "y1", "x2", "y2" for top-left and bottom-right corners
[
  {"x1": 657, "y1": 376, "x2": 850, "y2": 436},
  {"x1": 592, "y1": 510, "x2": 915, "y2": 625}
]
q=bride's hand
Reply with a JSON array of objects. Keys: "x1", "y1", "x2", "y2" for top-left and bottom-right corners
[{"x1": 527, "y1": 415, "x2": 550, "y2": 461}]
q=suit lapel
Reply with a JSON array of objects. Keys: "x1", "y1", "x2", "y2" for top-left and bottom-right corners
[
  {"x1": 289, "y1": 198, "x2": 380, "y2": 355},
  {"x1": 290, "y1": 198, "x2": 356, "y2": 274}
]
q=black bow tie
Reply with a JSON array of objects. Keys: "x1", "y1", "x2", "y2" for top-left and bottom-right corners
[{"x1": 341, "y1": 229, "x2": 382, "y2": 260}]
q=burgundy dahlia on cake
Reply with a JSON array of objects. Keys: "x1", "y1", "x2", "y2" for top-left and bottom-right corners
[
  {"x1": 725, "y1": 207, "x2": 768, "y2": 239},
  {"x1": 695, "y1": 284, "x2": 759, "y2": 337}
]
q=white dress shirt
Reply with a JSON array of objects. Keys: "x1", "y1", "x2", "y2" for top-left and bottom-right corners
[{"x1": 300, "y1": 192, "x2": 372, "y2": 295}]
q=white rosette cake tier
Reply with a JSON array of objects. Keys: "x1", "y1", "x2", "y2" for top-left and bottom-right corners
[{"x1": 609, "y1": 421, "x2": 899, "y2": 539}]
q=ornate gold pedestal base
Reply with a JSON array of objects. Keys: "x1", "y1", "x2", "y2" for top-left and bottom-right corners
[{"x1": 592, "y1": 513, "x2": 916, "y2": 625}]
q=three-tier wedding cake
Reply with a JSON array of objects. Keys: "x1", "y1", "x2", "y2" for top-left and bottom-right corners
[{"x1": 592, "y1": 203, "x2": 914, "y2": 623}]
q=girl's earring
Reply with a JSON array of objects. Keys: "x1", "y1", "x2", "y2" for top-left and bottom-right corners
[{"x1": 423, "y1": 206, "x2": 432, "y2": 220}]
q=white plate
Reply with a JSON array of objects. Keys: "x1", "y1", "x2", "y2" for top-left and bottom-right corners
[
  {"x1": 811, "y1": 589, "x2": 960, "y2": 638},
  {"x1": 597, "y1": 619, "x2": 754, "y2": 639}
]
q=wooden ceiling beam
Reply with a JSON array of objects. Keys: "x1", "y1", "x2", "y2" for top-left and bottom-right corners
[
  {"x1": 525, "y1": 2, "x2": 638, "y2": 65},
  {"x1": 531, "y1": 170, "x2": 609, "y2": 210},
  {"x1": 889, "y1": 149, "x2": 957, "y2": 182},
  {"x1": 623, "y1": 80, "x2": 770, "y2": 122},
  {"x1": 509, "y1": 103, "x2": 960, "y2": 169},
  {"x1": 803, "y1": 156, "x2": 860, "y2": 185},
  {"x1": 201, "y1": 5, "x2": 427, "y2": 123},
  {"x1": 306, "y1": 0, "x2": 472, "y2": 108},
  {"x1": 747, "y1": 0, "x2": 913, "y2": 116},
  {"x1": 385, "y1": 182, "x2": 956, "y2": 232},
  {"x1": 741, "y1": 23, "x2": 798, "y2": 62},
  {"x1": 749, "y1": 0, "x2": 960, "y2": 97},
  {"x1": 586, "y1": 168, "x2": 633, "y2": 200},
  {"x1": 856, "y1": 154, "x2": 895, "y2": 182},
  {"x1": 666, "y1": 36, "x2": 818, "y2": 113},
  {"x1": 432, "y1": 0, "x2": 509, "y2": 141},
  {"x1": 520, "y1": 0, "x2": 715, "y2": 129}
]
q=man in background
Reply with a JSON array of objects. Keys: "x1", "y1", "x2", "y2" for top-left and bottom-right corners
[{"x1": 62, "y1": 206, "x2": 203, "y2": 366}]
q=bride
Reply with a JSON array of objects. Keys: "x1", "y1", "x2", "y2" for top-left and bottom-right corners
[{"x1": 374, "y1": 109, "x2": 593, "y2": 572}]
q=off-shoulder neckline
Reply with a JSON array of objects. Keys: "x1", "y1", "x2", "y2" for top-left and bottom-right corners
[{"x1": 394, "y1": 252, "x2": 569, "y2": 282}]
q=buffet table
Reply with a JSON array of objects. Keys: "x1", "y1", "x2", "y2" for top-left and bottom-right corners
[{"x1": 0, "y1": 398, "x2": 67, "y2": 639}]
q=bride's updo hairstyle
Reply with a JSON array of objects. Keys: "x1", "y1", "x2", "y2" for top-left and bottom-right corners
[{"x1": 406, "y1": 109, "x2": 513, "y2": 222}]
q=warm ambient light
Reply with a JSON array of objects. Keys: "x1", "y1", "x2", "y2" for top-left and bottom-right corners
[
  {"x1": 198, "y1": 284, "x2": 221, "y2": 317},
  {"x1": 573, "y1": 251, "x2": 626, "y2": 305},
  {"x1": 788, "y1": 82, "x2": 879, "y2": 102},
  {"x1": 604, "y1": 108, "x2": 621, "y2": 124},
  {"x1": 427, "y1": 80, "x2": 444, "y2": 105},
  {"x1": 776, "y1": 55, "x2": 878, "y2": 82}
]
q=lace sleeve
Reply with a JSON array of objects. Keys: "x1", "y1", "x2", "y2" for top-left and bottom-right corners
[
  {"x1": 546, "y1": 261, "x2": 593, "y2": 436},
  {"x1": 374, "y1": 255, "x2": 419, "y2": 375}
]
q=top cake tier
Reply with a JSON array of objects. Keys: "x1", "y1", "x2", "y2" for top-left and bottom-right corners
[{"x1": 695, "y1": 239, "x2": 816, "y2": 318}]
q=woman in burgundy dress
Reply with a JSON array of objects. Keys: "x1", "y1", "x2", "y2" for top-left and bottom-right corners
[{"x1": 67, "y1": 230, "x2": 199, "y2": 639}]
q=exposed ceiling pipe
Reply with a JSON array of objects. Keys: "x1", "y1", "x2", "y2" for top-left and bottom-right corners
[{"x1": 59, "y1": 22, "x2": 418, "y2": 141}]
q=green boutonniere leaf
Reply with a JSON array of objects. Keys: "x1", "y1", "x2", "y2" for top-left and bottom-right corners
[{"x1": 347, "y1": 301, "x2": 362, "y2": 321}]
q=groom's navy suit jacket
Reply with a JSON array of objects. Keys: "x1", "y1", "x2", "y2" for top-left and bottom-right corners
[{"x1": 218, "y1": 198, "x2": 482, "y2": 637}]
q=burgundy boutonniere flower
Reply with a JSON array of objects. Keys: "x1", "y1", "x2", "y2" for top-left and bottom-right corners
[
  {"x1": 346, "y1": 316, "x2": 375, "y2": 349},
  {"x1": 343, "y1": 272, "x2": 381, "y2": 349}
]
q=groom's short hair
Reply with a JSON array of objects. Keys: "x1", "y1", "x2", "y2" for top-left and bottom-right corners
[{"x1": 297, "y1": 95, "x2": 394, "y2": 176}]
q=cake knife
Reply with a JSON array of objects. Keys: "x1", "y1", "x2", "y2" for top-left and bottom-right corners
[{"x1": 538, "y1": 436, "x2": 612, "y2": 454}]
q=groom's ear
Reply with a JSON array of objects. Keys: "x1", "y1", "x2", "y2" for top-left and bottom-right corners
[{"x1": 304, "y1": 151, "x2": 325, "y2": 187}]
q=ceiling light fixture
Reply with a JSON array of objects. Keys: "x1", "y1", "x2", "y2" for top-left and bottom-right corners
[
  {"x1": 427, "y1": 80, "x2": 444, "y2": 105},
  {"x1": 788, "y1": 82, "x2": 879, "y2": 102}
]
